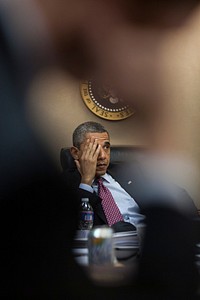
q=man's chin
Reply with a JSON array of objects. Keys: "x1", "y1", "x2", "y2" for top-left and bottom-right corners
[{"x1": 95, "y1": 169, "x2": 107, "y2": 177}]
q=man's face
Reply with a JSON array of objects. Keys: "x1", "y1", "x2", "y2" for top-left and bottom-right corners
[{"x1": 79, "y1": 131, "x2": 110, "y2": 177}]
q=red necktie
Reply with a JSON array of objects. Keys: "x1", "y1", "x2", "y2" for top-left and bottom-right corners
[{"x1": 97, "y1": 178, "x2": 123, "y2": 226}]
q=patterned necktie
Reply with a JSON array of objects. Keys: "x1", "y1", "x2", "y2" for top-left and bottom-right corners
[{"x1": 97, "y1": 177, "x2": 123, "y2": 226}]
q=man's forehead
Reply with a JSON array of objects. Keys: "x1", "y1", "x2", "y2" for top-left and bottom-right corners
[{"x1": 85, "y1": 131, "x2": 110, "y2": 141}]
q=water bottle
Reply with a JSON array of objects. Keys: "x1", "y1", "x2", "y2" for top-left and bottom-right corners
[{"x1": 79, "y1": 198, "x2": 94, "y2": 230}]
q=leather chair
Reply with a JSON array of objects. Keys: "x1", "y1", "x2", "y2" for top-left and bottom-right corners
[{"x1": 60, "y1": 146, "x2": 145, "y2": 171}]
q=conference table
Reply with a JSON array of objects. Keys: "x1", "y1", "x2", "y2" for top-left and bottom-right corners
[
  {"x1": 72, "y1": 227, "x2": 144, "y2": 286},
  {"x1": 72, "y1": 228, "x2": 200, "y2": 292}
]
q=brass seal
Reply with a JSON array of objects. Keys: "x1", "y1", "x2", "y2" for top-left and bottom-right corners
[{"x1": 80, "y1": 81, "x2": 135, "y2": 121}]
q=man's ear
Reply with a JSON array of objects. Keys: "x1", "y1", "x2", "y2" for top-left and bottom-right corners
[{"x1": 70, "y1": 146, "x2": 79, "y2": 160}]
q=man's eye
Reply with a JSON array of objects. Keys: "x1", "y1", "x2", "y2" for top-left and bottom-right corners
[{"x1": 104, "y1": 145, "x2": 110, "y2": 150}]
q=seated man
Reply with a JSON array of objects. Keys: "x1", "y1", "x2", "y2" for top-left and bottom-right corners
[{"x1": 62, "y1": 121, "x2": 145, "y2": 232}]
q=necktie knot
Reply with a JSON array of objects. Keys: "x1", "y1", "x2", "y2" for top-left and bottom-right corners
[{"x1": 96, "y1": 177, "x2": 103, "y2": 184}]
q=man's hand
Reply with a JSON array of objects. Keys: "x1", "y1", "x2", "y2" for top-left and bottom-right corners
[{"x1": 74, "y1": 138, "x2": 101, "y2": 186}]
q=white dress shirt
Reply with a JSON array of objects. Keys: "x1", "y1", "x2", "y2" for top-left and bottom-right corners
[{"x1": 79, "y1": 173, "x2": 145, "y2": 228}]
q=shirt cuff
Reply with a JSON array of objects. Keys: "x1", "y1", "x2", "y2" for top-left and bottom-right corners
[{"x1": 79, "y1": 183, "x2": 94, "y2": 193}]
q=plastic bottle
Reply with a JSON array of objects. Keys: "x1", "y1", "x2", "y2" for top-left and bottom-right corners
[{"x1": 79, "y1": 198, "x2": 94, "y2": 230}]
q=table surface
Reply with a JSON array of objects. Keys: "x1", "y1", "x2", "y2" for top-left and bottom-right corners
[
  {"x1": 72, "y1": 243, "x2": 200, "y2": 288},
  {"x1": 72, "y1": 242, "x2": 140, "y2": 286},
  {"x1": 73, "y1": 232, "x2": 200, "y2": 288}
]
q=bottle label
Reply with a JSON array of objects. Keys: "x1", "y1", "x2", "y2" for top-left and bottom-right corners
[{"x1": 80, "y1": 211, "x2": 94, "y2": 221}]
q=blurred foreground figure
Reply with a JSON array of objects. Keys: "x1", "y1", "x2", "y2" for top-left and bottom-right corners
[
  {"x1": 0, "y1": 1, "x2": 117, "y2": 299},
  {"x1": 36, "y1": 0, "x2": 200, "y2": 100},
  {"x1": 1, "y1": 0, "x2": 200, "y2": 299}
]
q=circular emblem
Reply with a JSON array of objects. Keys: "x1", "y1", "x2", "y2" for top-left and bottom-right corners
[{"x1": 80, "y1": 80, "x2": 135, "y2": 121}]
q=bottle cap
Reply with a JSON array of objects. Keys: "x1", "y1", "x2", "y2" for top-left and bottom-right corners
[{"x1": 81, "y1": 198, "x2": 89, "y2": 202}]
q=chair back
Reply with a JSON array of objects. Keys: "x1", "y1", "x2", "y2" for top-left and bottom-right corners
[{"x1": 60, "y1": 146, "x2": 145, "y2": 171}]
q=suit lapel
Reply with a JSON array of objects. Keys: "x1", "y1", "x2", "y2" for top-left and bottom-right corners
[{"x1": 89, "y1": 194, "x2": 108, "y2": 225}]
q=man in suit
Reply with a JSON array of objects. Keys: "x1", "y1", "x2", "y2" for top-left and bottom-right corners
[
  {"x1": 63, "y1": 121, "x2": 199, "y2": 231},
  {"x1": 63, "y1": 121, "x2": 145, "y2": 232}
]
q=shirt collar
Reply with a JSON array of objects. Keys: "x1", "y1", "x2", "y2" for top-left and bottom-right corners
[
  {"x1": 101, "y1": 173, "x2": 111, "y2": 183},
  {"x1": 92, "y1": 173, "x2": 111, "y2": 185}
]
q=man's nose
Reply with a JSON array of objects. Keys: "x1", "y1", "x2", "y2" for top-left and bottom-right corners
[{"x1": 98, "y1": 147, "x2": 106, "y2": 159}]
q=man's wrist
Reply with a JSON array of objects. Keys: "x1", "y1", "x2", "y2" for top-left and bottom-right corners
[{"x1": 81, "y1": 177, "x2": 93, "y2": 186}]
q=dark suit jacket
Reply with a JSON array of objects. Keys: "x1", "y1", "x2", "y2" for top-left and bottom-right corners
[{"x1": 62, "y1": 166, "x2": 107, "y2": 226}]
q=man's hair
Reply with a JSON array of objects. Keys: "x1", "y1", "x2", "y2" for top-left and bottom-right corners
[{"x1": 72, "y1": 121, "x2": 109, "y2": 148}]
